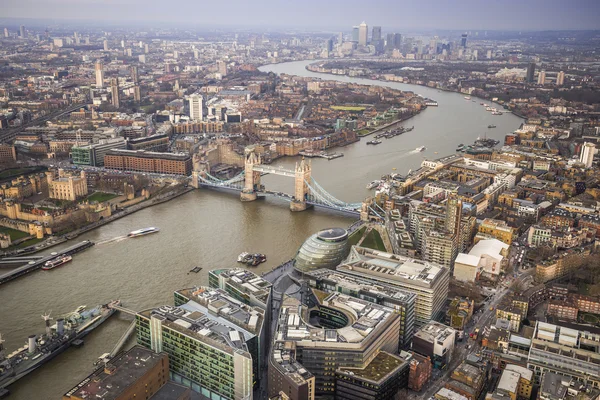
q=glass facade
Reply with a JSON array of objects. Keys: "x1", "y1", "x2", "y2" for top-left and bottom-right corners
[{"x1": 295, "y1": 228, "x2": 350, "y2": 273}]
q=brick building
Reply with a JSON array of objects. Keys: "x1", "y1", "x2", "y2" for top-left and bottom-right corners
[{"x1": 104, "y1": 149, "x2": 192, "y2": 175}]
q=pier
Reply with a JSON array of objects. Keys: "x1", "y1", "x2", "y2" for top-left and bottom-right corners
[
  {"x1": 109, "y1": 321, "x2": 137, "y2": 358},
  {"x1": 0, "y1": 241, "x2": 94, "y2": 286}
]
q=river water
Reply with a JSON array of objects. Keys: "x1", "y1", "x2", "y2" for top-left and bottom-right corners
[{"x1": 0, "y1": 59, "x2": 522, "y2": 400}]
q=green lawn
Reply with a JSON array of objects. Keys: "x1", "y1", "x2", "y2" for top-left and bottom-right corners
[
  {"x1": 360, "y1": 229, "x2": 387, "y2": 251},
  {"x1": 86, "y1": 192, "x2": 119, "y2": 203},
  {"x1": 357, "y1": 129, "x2": 371, "y2": 136},
  {"x1": 580, "y1": 313, "x2": 600, "y2": 325},
  {"x1": 348, "y1": 226, "x2": 366, "y2": 247},
  {"x1": 331, "y1": 106, "x2": 366, "y2": 112},
  {"x1": 0, "y1": 226, "x2": 30, "y2": 241},
  {"x1": 14, "y1": 237, "x2": 44, "y2": 249}
]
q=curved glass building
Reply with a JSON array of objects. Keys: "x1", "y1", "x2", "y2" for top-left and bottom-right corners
[{"x1": 294, "y1": 228, "x2": 350, "y2": 273}]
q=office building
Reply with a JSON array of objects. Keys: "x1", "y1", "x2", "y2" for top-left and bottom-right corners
[
  {"x1": 46, "y1": 169, "x2": 88, "y2": 201},
  {"x1": 527, "y1": 321, "x2": 600, "y2": 387},
  {"x1": 461, "y1": 33, "x2": 468, "y2": 48},
  {"x1": 579, "y1": 142, "x2": 595, "y2": 168},
  {"x1": 337, "y1": 246, "x2": 450, "y2": 326},
  {"x1": 103, "y1": 39, "x2": 109, "y2": 51},
  {"x1": 305, "y1": 269, "x2": 416, "y2": 349},
  {"x1": 174, "y1": 286, "x2": 267, "y2": 389},
  {"x1": 3, "y1": 28, "x2": 8, "y2": 38},
  {"x1": 136, "y1": 304, "x2": 254, "y2": 400},
  {"x1": 538, "y1": 70, "x2": 546, "y2": 85},
  {"x1": 394, "y1": 33, "x2": 402, "y2": 49},
  {"x1": 208, "y1": 268, "x2": 273, "y2": 312},
  {"x1": 95, "y1": 61, "x2": 104, "y2": 88},
  {"x1": 268, "y1": 293, "x2": 400, "y2": 399},
  {"x1": 294, "y1": 228, "x2": 350, "y2": 273},
  {"x1": 352, "y1": 26, "x2": 359, "y2": 42},
  {"x1": 71, "y1": 138, "x2": 127, "y2": 167},
  {"x1": 335, "y1": 351, "x2": 410, "y2": 400},
  {"x1": 526, "y1": 63, "x2": 536, "y2": 83},
  {"x1": 19, "y1": 25, "x2": 25, "y2": 38},
  {"x1": 110, "y1": 78, "x2": 120, "y2": 108},
  {"x1": 412, "y1": 321, "x2": 456, "y2": 369},
  {"x1": 408, "y1": 352, "x2": 432, "y2": 391},
  {"x1": 62, "y1": 346, "x2": 191, "y2": 400},
  {"x1": 386, "y1": 33, "x2": 395, "y2": 50},
  {"x1": 104, "y1": 149, "x2": 192, "y2": 175},
  {"x1": 188, "y1": 94, "x2": 203, "y2": 121},
  {"x1": 556, "y1": 71, "x2": 565, "y2": 86},
  {"x1": 338, "y1": 32, "x2": 343, "y2": 44},
  {"x1": 372, "y1": 26, "x2": 382, "y2": 42},
  {"x1": 325, "y1": 38, "x2": 333, "y2": 52},
  {"x1": 127, "y1": 134, "x2": 169, "y2": 152}
]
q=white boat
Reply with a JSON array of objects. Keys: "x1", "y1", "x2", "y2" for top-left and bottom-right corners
[
  {"x1": 485, "y1": 107, "x2": 492, "y2": 111},
  {"x1": 128, "y1": 227, "x2": 159, "y2": 237},
  {"x1": 366, "y1": 180, "x2": 382, "y2": 190},
  {"x1": 415, "y1": 146, "x2": 426, "y2": 152},
  {"x1": 237, "y1": 252, "x2": 250, "y2": 262},
  {"x1": 464, "y1": 96, "x2": 471, "y2": 100}
]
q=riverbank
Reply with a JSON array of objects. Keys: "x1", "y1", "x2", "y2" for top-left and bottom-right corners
[
  {"x1": 1, "y1": 185, "x2": 194, "y2": 257},
  {"x1": 304, "y1": 61, "x2": 524, "y2": 120}
]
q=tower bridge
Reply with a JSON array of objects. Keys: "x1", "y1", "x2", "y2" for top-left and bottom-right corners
[{"x1": 192, "y1": 150, "x2": 362, "y2": 215}]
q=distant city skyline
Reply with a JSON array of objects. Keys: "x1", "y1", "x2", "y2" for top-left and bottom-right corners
[{"x1": 2, "y1": 0, "x2": 600, "y2": 31}]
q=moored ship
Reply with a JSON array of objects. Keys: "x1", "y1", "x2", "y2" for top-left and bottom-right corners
[
  {"x1": 41, "y1": 255, "x2": 72, "y2": 271},
  {"x1": 0, "y1": 301, "x2": 120, "y2": 393},
  {"x1": 415, "y1": 146, "x2": 426, "y2": 152},
  {"x1": 128, "y1": 227, "x2": 159, "y2": 237}
]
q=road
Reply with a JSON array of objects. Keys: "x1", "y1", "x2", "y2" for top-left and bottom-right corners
[{"x1": 416, "y1": 268, "x2": 535, "y2": 399}]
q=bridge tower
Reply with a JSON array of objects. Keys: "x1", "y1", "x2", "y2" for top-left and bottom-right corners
[
  {"x1": 241, "y1": 150, "x2": 261, "y2": 202},
  {"x1": 291, "y1": 157, "x2": 311, "y2": 212}
]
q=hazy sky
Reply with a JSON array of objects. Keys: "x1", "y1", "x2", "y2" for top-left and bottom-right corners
[{"x1": 3, "y1": 0, "x2": 600, "y2": 31}]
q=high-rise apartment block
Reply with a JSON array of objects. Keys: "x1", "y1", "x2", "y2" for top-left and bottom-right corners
[
  {"x1": 94, "y1": 61, "x2": 104, "y2": 88},
  {"x1": 188, "y1": 93, "x2": 203, "y2": 121},
  {"x1": 580, "y1": 142, "x2": 596, "y2": 168},
  {"x1": 110, "y1": 78, "x2": 120, "y2": 108}
]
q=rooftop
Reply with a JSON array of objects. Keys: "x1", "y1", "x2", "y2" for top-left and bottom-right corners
[
  {"x1": 338, "y1": 246, "x2": 448, "y2": 289},
  {"x1": 138, "y1": 303, "x2": 255, "y2": 356},
  {"x1": 209, "y1": 268, "x2": 272, "y2": 304},
  {"x1": 336, "y1": 351, "x2": 408, "y2": 383},
  {"x1": 63, "y1": 346, "x2": 166, "y2": 400},
  {"x1": 105, "y1": 148, "x2": 191, "y2": 161},
  {"x1": 497, "y1": 370, "x2": 520, "y2": 394},
  {"x1": 305, "y1": 269, "x2": 417, "y2": 304},
  {"x1": 414, "y1": 321, "x2": 455, "y2": 343},
  {"x1": 175, "y1": 287, "x2": 265, "y2": 336}
]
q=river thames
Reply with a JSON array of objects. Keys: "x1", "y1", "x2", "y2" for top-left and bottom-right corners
[{"x1": 0, "y1": 59, "x2": 522, "y2": 399}]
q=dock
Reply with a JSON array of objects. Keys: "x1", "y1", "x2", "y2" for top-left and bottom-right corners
[{"x1": 0, "y1": 241, "x2": 94, "y2": 286}]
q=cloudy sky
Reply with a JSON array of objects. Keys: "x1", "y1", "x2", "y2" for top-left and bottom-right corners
[{"x1": 3, "y1": 0, "x2": 600, "y2": 31}]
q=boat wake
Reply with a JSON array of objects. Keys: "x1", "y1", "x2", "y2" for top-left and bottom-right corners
[{"x1": 96, "y1": 236, "x2": 128, "y2": 245}]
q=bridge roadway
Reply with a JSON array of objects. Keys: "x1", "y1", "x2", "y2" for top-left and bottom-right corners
[
  {"x1": 198, "y1": 181, "x2": 361, "y2": 216},
  {"x1": 0, "y1": 240, "x2": 94, "y2": 285}
]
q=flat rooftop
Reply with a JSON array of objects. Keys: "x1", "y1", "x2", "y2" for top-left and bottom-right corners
[
  {"x1": 138, "y1": 303, "x2": 254, "y2": 356},
  {"x1": 210, "y1": 268, "x2": 272, "y2": 304},
  {"x1": 63, "y1": 346, "x2": 166, "y2": 399},
  {"x1": 106, "y1": 149, "x2": 190, "y2": 161},
  {"x1": 414, "y1": 321, "x2": 455, "y2": 343},
  {"x1": 338, "y1": 246, "x2": 447, "y2": 289},
  {"x1": 305, "y1": 269, "x2": 417, "y2": 304},
  {"x1": 337, "y1": 351, "x2": 408, "y2": 383},
  {"x1": 175, "y1": 287, "x2": 264, "y2": 335}
]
